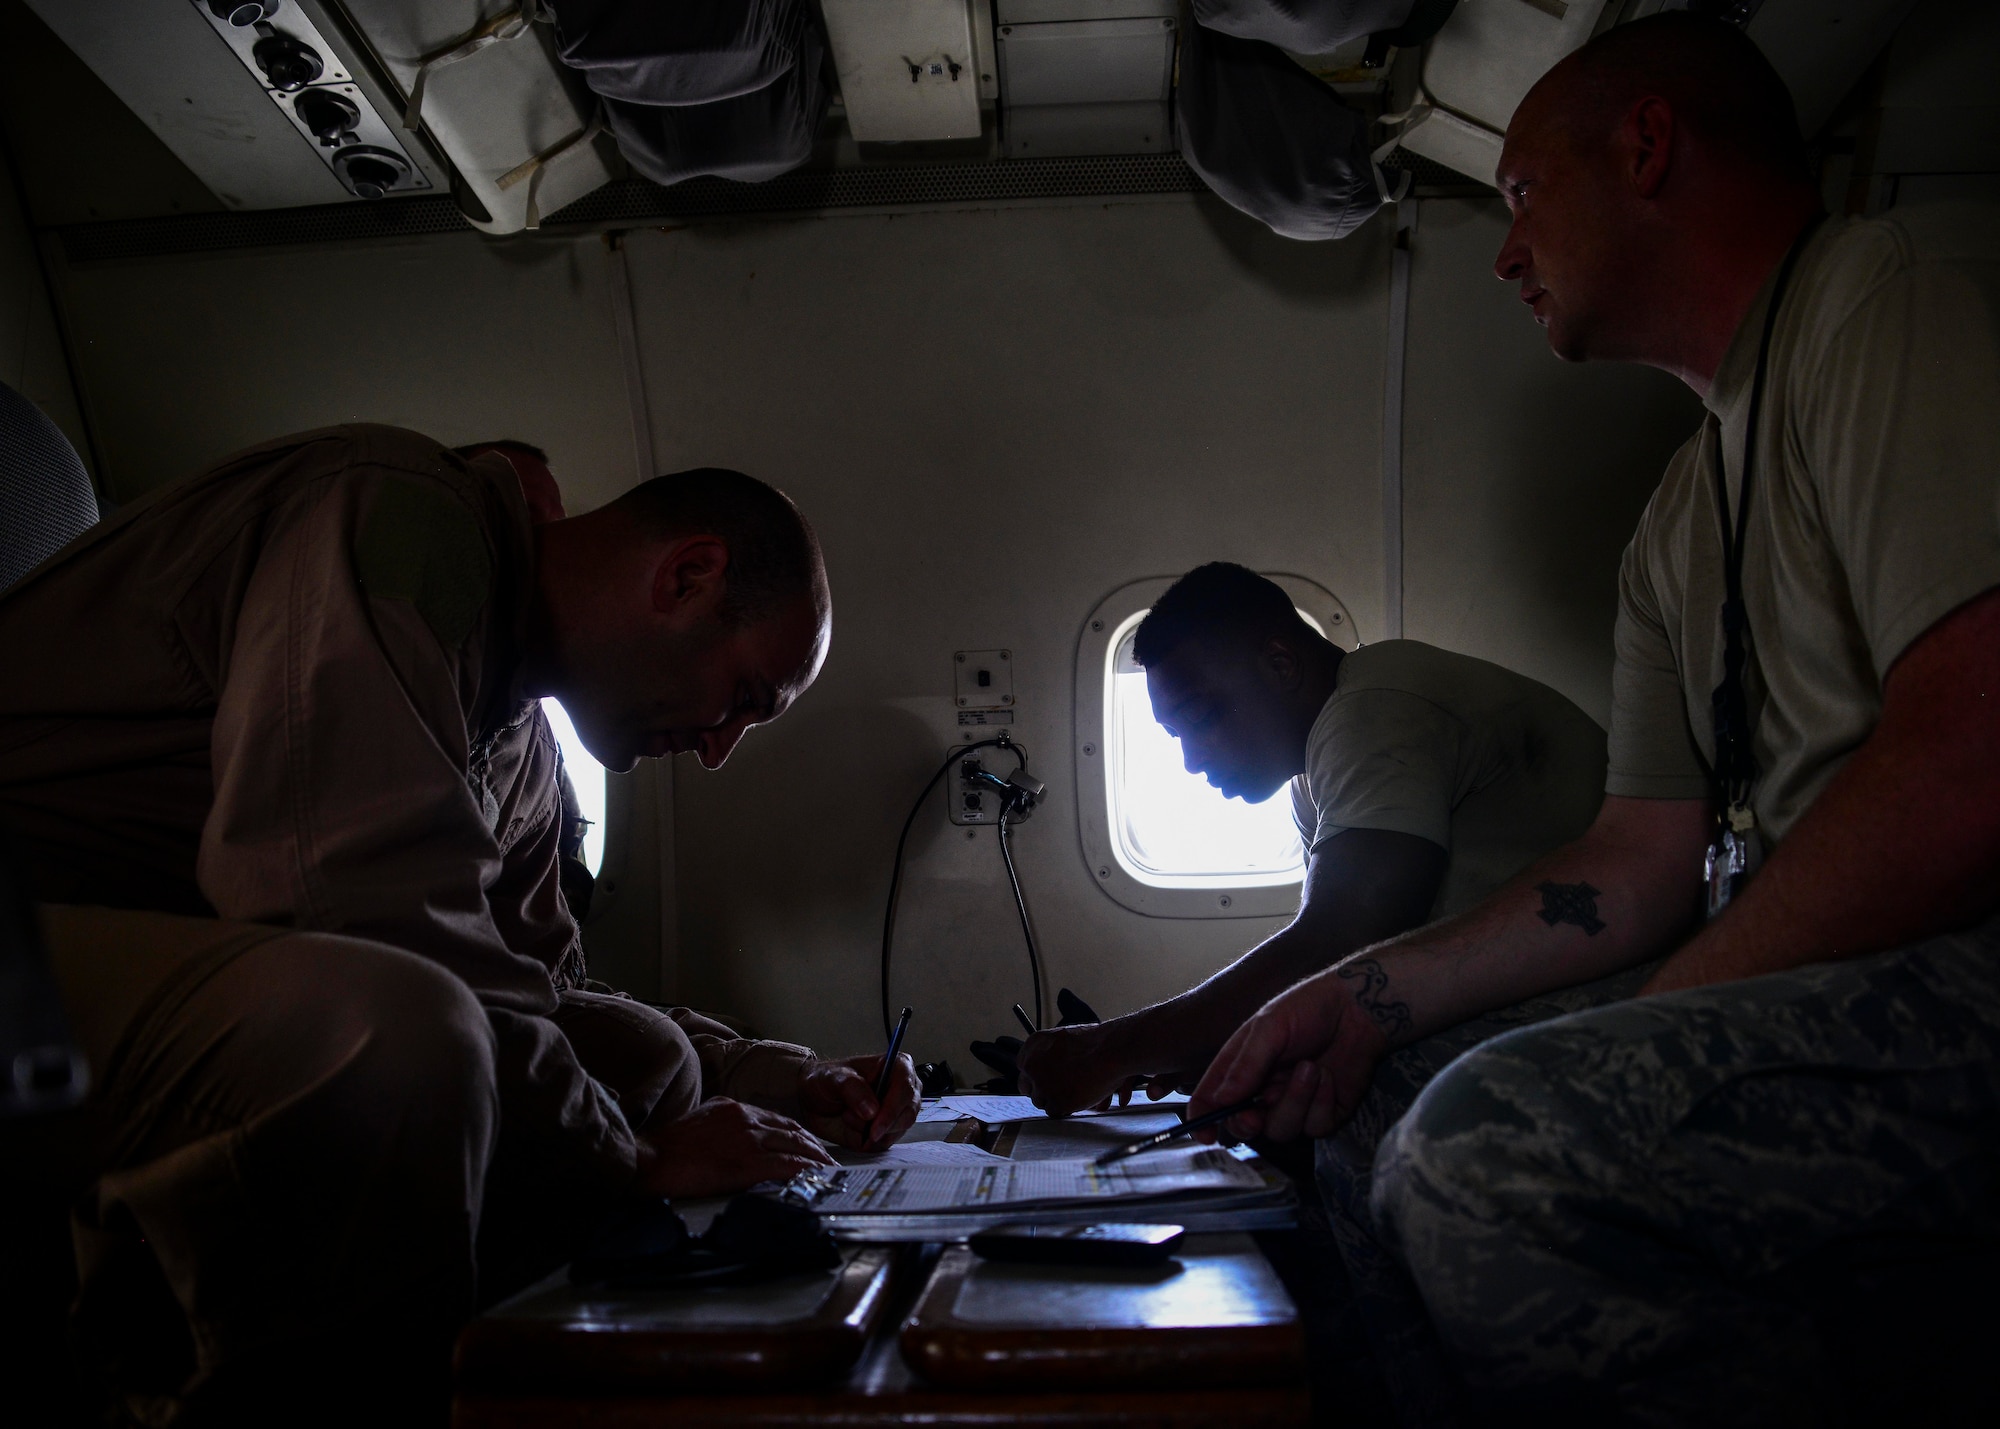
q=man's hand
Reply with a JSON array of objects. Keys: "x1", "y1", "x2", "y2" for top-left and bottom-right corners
[
  {"x1": 633, "y1": 1097, "x2": 835, "y2": 1198},
  {"x1": 1016, "y1": 1022, "x2": 1197, "y2": 1117},
  {"x1": 1188, "y1": 963, "x2": 1394, "y2": 1143},
  {"x1": 798, "y1": 1054, "x2": 920, "y2": 1151}
]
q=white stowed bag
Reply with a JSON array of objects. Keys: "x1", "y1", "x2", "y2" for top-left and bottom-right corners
[
  {"x1": 331, "y1": 0, "x2": 614, "y2": 234},
  {"x1": 1393, "y1": 0, "x2": 1608, "y2": 187}
]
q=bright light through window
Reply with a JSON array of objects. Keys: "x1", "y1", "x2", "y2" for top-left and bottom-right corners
[
  {"x1": 1106, "y1": 614, "x2": 1308, "y2": 889},
  {"x1": 541, "y1": 698, "x2": 606, "y2": 876}
]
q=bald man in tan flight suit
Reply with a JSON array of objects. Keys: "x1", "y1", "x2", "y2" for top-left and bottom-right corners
[{"x1": 0, "y1": 425, "x2": 916, "y2": 1422}]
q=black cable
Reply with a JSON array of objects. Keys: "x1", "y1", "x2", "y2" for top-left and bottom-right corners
[
  {"x1": 997, "y1": 806, "x2": 1045, "y2": 1033},
  {"x1": 879, "y1": 735, "x2": 1026, "y2": 1038}
]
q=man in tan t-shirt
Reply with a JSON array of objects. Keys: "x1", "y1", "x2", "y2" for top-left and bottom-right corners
[
  {"x1": 1188, "y1": 15, "x2": 2000, "y2": 1423},
  {"x1": 1015, "y1": 561, "x2": 1607, "y2": 1116},
  {"x1": 0, "y1": 428, "x2": 918, "y2": 1420}
]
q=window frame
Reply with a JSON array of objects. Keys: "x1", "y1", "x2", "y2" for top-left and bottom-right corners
[{"x1": 1073, "y1": 574, "x2": 1358, "y2": 920}]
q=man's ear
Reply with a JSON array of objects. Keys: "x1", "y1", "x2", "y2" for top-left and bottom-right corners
[
  {"x1": 1260, "y1": 636, "x2": 1305, "y2": 692},
  {"x1": 649, "y1": 534, "x2": 731, "y2": 620},
  {"x1": 1626, "y1": 95, "x2": 1676, "y2": 201}
]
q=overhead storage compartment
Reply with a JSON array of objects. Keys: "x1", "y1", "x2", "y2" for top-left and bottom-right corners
[
  {"x1": 1392, "y1": 0, "x2": 1609, "y2": 185},
  {"x1": 334, "y1": 0, "x2": 616, "y2": 233},
  {"x1": 995, "y1": 0, "x2": 1178, "y2": 158},
  {"x1": 547, "y1": 0, "x2": 829, "y2": 187},
  {"x1": 996, "y1": 0, "x2": 1178, "y2": 158}
]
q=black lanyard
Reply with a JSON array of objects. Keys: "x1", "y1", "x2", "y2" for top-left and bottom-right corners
[{"x1": 1708, "y1": 217, "x2": 1824, "y2": 826}]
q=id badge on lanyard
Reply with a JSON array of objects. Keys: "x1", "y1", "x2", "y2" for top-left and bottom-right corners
[
  {"x1": 1701, "y1": 217, "x2": 1819, "y2": 920},
  {"x1": 1704, "y1": 803, "x2": 1759, "y2": 919}
]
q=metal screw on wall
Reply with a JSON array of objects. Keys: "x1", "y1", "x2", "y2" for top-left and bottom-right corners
[{"x1": 1218, "y1": 895, "x2": 1232, "y2": 909}]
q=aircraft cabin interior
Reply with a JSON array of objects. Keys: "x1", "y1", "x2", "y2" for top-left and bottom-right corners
[{"x1": 3, "y1": 0, "x2": 1998, "y2": 1425}]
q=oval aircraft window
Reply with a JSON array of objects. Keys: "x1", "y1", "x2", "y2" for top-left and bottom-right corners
[
  {"x1": 1106, "y1": 616, "x2": 1311, "y2": 890},
  {"x1": 1075, "y1": 576, "x2": 1357, "y2": 919},
  {"x1": 541, "y1": 698, "x2": 607, "y2": 876}
]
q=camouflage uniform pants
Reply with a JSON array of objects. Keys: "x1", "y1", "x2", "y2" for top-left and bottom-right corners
[{"x1": 1318, "y1": 924, "x2": 2000, "y2": 1427}]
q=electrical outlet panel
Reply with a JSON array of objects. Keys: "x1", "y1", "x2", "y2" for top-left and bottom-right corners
[
  {"x1": 950, "y1": 650, "x2": 1023, "y2": 820},
  {"x1": 949, "y1": 753, "x2": 1002, "y2": 826}
]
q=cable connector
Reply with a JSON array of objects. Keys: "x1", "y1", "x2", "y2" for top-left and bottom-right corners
[{"x1": 1003, "y1": 767, "x2": 1045, "y2": 817}]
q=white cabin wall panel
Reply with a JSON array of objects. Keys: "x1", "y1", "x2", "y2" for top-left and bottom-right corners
[
  {"x1": 1398, "y1": 198, "x2": 1704, "y2": 724},
  {"x1": 46, "y1": 232, "x2": 632, "y2": 510}
]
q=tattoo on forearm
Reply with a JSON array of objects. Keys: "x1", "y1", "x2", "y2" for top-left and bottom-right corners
[
  {"x1": 1536, "y1": 881, "x2": 1606, "y2": 936},
  {"x1": 1336, "y1": 958, "x2": 1413, "y2": 1039}
]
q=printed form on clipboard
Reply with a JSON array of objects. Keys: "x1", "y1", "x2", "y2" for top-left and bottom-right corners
[{"x1": 785, "y1": 1145, "x2": 1264, "y2": 1215}]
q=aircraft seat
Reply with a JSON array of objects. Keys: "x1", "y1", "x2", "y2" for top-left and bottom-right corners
[{"x1": 0, "y1": 379, "x2": 97, "y2": 593}]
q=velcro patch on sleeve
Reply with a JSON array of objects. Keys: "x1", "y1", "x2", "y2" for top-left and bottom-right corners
[{"x1": 354, "y1": 474, "x2": 493, "y2": 649}]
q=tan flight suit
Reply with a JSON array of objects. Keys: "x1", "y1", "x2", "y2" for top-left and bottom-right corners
[{"x1": 0, "y1": 425, "x2": 815, "y2": 1419}]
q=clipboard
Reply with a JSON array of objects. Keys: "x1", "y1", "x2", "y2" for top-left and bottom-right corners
[
  {"x1": 456, "y1": 1245, "x2": 896, "y2": 1395},
  {"x1": 899, "y1": 1233, "x2": 1304, "y2": 1391}
]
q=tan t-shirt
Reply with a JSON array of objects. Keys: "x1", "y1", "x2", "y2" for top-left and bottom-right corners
[
  {"x1": 1608, "y1": 205, "x2": 2000, "y2": 843},
  {"x1": 1290, "y1": 640, "x2": 1607, "y2": 918}
]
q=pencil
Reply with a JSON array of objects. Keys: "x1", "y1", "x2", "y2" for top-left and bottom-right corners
[
  {"x1": 1012, "y1": 1002, "x2": 1038, "y2": 1036},
  {"x1": 1092, "y1": 1095, "x2": 1263, "y2": 1166},
  {"x1": 875, "y1": 1006, "x2": 913, "y2": 1102}
]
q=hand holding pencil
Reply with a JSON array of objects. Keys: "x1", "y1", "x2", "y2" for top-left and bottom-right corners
[{"x1": 801, "y1": 1006, "x2": 919, "y2": 1152}]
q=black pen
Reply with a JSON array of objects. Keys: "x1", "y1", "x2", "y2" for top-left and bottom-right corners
[
  {"x1": 1012, "y1": 1002, "x2": 1038, "y2": 1036},
  {"x1": 874, "y1": 1005, "x2": 913, "y2": 1103},
  {"x1": 1092, "y1": 1095, "x2": 1264, "y2": 1166}
]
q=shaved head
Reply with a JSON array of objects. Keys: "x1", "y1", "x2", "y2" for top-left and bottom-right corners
[
  {"x1": 1494, "y1": 13, "x2": 1822, "y2": 386},
  {"x1": 609, "y1": 466, "x2": 829, "y2": 634},
  {"x1": 1537, "y1": 13, "x2": 1809, "y2": 182}
]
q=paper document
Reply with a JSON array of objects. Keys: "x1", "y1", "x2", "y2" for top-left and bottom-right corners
[
  {"x1": 914, "y1": 1100, "x2": 965, "y2": 1124},
  {"x1": 830, "y1": 1139, "x2": 1010, "y2": 1168},
  {"x1": 938, "y1": 1092, "x2": 1191, "y2": 1124},
  {"x1": 787, "y1": 1146, "x2": 1262, "y2": 1215}
]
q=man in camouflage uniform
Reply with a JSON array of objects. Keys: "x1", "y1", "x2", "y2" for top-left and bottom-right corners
[{"x1": 1192, "y1": 15, "x2": 2000, "y2": 1425}]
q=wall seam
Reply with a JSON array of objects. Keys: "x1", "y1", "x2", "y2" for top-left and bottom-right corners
[
  {"x1": 604, "y1": 231, "x2": 677, "y2": 1001},
  {"x1": 1381, "y1": 200, "x2": 1418, "y2": 641}
]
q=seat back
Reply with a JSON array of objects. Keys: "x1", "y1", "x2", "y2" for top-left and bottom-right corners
[{"x1": 0, "y1": 380, "x2": 97, "y2": 594}]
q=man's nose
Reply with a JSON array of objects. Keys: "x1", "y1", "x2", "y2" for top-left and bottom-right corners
[
  {"x1": 1494, "y1": 221, "x2": 1529, "y2": 283},
  {"x1": 696, "y1": 722, "x2": 749, "y2": 769}
]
